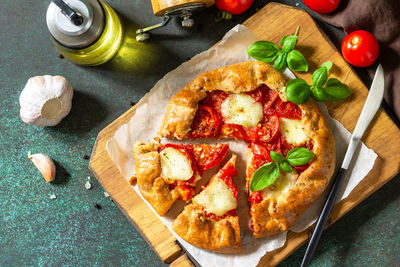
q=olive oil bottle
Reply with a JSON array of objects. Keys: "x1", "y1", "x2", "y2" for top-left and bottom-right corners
[{"x1": 46, "y1": 0, "x2": 123, "y2": 66}]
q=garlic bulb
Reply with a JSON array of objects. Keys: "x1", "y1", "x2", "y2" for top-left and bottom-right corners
[
  {"x1": 28, "y1": 151, "x2": 56, "y2": 183},
  {"x1": 19, "y1": 75, "x2": 73, "y2": 127}
]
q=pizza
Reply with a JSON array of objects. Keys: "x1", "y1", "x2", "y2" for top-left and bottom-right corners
[
  {"x1": 133, "y1": 142, "x2": 229, "y2": 216},
  {"x1": 159, "y1": 61, "x2": 335, "y2": 238},
  {"x1": 172, "y1": 155, "x2": 241, "y2": 253}
]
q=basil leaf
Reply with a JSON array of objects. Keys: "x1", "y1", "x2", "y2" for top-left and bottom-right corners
[
  {"x1": 312, "y1": 67, "x2": 328, "y2": 88},
  {"x1": 250, "y1": 162, "x2": 280, "y2": 192},
  {"x1": 280, "y1": 161, "x2": 293, "y2": 173},
  {"x1": 274, "y1": 51, "x2": 288, "y2": 71},
  {"x1": 286, "y1": 79, "x2": 311, "y2": 104},
  {"x1": 321, "y1": 61, "x2": 333, "y2": 72},
  {"x1": 311, "y1": 86, "x2": 331, "y2": 102},
  {"x1": 247, "y1": 41, "x2": 280, "y2": 63},
  {"x1": 323, "y1": 78, "x2": 351, "y2": 101},
  {"x1": 287, "y1": 50, "x2": 308, "y2": 72},
  {"x1": 280, "y1": 35, "x2": 288, "y2": 46},
  {"x1": 282, "y1": 35, "x2": 298, "y2": 52},
  {"x1": 270, "y1": 151, "x2": 284, "y2": 163},
  {"x1": 286, "y1": 147, "x2": 315, "y2": 166}
]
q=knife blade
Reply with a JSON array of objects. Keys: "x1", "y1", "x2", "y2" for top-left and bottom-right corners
[{"x1": 300, "y1": 64, "x2": 385, "y2": 267}]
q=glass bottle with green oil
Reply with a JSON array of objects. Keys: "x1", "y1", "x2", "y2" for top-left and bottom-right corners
[{"x1": 46, "y1": 0, "x2": 123, "y2": 66}]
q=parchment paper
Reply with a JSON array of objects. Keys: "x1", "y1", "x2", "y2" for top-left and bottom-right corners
[{"x1": 105, "y1": 25, "x2": 377, "y2": 267}]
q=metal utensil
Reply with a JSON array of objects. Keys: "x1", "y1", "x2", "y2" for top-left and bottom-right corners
[{"x1": 300, "y1": 64, "x2": 385, "y2": 267}]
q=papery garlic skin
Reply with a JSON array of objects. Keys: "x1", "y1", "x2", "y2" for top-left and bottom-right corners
[
  {"x1": 28, "y1": 151, "x2": 56, "y2": 183},
  {"x1": 19, "y1": 75, "x2": 73, "y2": 127}
]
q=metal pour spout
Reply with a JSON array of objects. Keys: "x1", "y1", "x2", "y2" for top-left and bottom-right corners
[{"x1": 52, "y1": 0, "x2": 84, "y2": 26}]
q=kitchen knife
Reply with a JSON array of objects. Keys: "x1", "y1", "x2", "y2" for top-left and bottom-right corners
[{"x1": 300, "y1": 64, "x2": 385, "y2": 267}]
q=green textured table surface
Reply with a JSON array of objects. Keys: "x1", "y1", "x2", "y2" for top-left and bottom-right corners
[{"x1": 1, "y1": 1, "x2": 399, "y2": 266}]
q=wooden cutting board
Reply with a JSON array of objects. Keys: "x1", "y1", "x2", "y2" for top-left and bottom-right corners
[{"x1": 89, "y1": 3, "x2": 400, "y2": 266}]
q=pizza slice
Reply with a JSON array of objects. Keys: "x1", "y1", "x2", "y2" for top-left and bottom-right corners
[
  {"x1": 158, "y1": 61, "x2": 335, "y2": 237},
  {"x1": 172, "y1": 155, "x2": 241, "y2": 253},
  {"x1": 133, "y1": 142, "x2": 229, "y2": 216}
]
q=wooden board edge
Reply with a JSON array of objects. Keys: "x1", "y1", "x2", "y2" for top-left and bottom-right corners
[{"x1": 170, "y1": 254, "x2": 195, "y2": 267}]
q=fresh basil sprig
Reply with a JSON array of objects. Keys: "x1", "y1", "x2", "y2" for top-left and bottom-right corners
[
  {"x1": 247, "y1": 27, "x2": 308, "y2": 72},
  {"x1": 286, "y1": 61, "x2": 351, "y2": 104},
  {"x1": 250, "y1": 147, "x2": 315, "y2": 192}
]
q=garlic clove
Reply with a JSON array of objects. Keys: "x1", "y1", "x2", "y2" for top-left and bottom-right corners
[
  {"x1": 28, "y1": 151, "x2": 56, "y2": 183},
  {"x1": 19, "y1": 75, "x2": 73, "y2": 127}
]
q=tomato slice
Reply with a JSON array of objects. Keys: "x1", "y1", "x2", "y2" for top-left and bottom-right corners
[
  {"x1": 249, "y1": 191, "x2": 263, "y2": 204},
  {"x1": 200, "y1": 90, "x2": 229, "y2": 110},
  {"x1": 204, "y1": 209, "x2": 237, "y2": 221},
  {"x1": 261, "y1": 85, "x2": 279, "y2": 109},
  {"x1": 247, "y1": 114, "x2": 279, "y2": 143},
  {"x1": 264, "y1": 135, "x2": 282, "y2": 154},
  {"x1": 189, "y1": 106, "x2": 222, "y2": 138},
  {"x1": 249, "y1": 143, "x2": 272, "y2": 166},
  {"x1": 221, "y1": 123, "x2": 248, "y2": 141},
  {"x1": 247, "y1": 87, "x2": 264, "y2": 102},
  {"x1": 190, "y1": 143, "x2": 229, "y2": 171},
  {"x1": 272, "y1": 97, "x2": 302, "y2": 119}
]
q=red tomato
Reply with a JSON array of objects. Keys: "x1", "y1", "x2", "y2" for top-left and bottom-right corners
[
  {"x1": 221, "y1": 123, "x2": 248, "y2": 141},
  {"x1": 261, "y1": 84, "x2": 279, "y2": 109},
  {"x1": 247, "y1": 114, "x2": 279, "y2": 143},
  {"x1": 341, "y1": 30, "x2": 380, "y2": 67},
  {"x1": 249, "y1": 191, "x2": 263, "y2": 204},
  {"x1": 215, "y1": 0, "x2": 254, "y2": 15},
  {"x1": 191, "y1": 143, "x2": 229, "y2": 171},
  {"x1": 176, "y1": 183, "x2": 195, "y2": 201},
  {"x1": 247, "y1": 87, "x2": 264, "y2": 102},
  {"x1": 189, "y1": 106, "x2": 222, "y2": 138},
  {"x1": 303, "y1": 0, "x2": 340, "y2": 14},
  {"x1": 272, "y1": 98, "x2": 302, "y2": 120},
  {"x1": 201, "y1": 90, "x2": 229, "y2": 110},
  {"x1": 249, "y1": 143, "x2": 272, "y2": 166}
]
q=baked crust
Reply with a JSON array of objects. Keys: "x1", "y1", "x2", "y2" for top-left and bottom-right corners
[
  {"x1": 158, "y1": 61, "x2": 335, "y2": 237},
  {"x1": 172, "y1": 203, "x2": 241, "y2": 253},
  {"x1": 159, "y1": 61, "x2": 287, "y2": 139},
  {"x1": 247, "y1": 98, "x2": 335, "y2": 238},
  {"x1": 133, "y1": 142, "x2": 180, "y2": 216}
]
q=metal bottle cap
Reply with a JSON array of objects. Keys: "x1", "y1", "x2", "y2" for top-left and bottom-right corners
[{"x1": 46, "y1": 0, "x2": 104, "y2": 49}]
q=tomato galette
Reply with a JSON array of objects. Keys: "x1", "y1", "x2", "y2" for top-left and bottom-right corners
[
  {"x1": 159, "y1": 61, "x2": 335, "y2": 238},
  {"x1": 173, "y1": 155, "x2": 241, "y2": 253},
  {"x1": 133, "y1": 142, "x2": 229, "y2": 216}
]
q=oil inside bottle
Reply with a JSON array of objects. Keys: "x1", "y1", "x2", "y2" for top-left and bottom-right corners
[{"x1": 54, "y1": 0, "x2": 123, "y2": 66}]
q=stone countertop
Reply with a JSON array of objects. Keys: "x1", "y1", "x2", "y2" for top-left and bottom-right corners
[{"x1": 1, "y1": 0, "x2": 399, "y2": 266}]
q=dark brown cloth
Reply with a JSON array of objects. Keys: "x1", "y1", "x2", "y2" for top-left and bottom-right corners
[{"x1": 318, "y1": 0, "x2": 400, "y2": 119}]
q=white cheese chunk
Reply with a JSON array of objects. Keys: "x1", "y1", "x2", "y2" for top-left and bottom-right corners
[
  {"x1": 262, "y1": 171, "x2": 297, "y2": 200},
  {"x1": 160, "y1": 147, "x2": 193, "y2": 181},
  {"x1": 221, "y1": 94, "x2": 263, "y2": 128},
  {"x1": 193, "y1": 179, "x2": 237, "y2": 216},
  {"x1": 279, "y1": 117, "x2": 310, "y2": 145}
]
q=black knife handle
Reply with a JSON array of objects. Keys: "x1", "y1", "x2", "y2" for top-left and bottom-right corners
[{"x1": 300, "y1": 167, "x2": 348, "y2": 267}]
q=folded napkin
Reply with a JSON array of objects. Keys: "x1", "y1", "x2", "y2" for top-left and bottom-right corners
[{"x1": 318, "y1": 0, "x2": 400, "y2": 119}]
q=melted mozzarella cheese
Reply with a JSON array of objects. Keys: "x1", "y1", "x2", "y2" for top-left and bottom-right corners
[
  {"x1": 262, "y1": 171, "x2": 297, "y2": 200},
  {"x1": 279, "y1": 117, "x2": 310, "y2": 145},
  {"x1": 193, "y1": 179, "x2": 237, "y2": 216},
  {"x1": 160, "y1": 147, "x2": 193, "y2": 181},
  {"x1": 221, "y1": 94, "x2": 263, "y2": 128}
]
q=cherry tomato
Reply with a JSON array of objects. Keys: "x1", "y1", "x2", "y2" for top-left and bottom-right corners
[
  {"x1": 247, "y1": 87, "x2": 264, "y2": 102},
  {"x1": 247, "y1": 115, "x2": 279, "y2": 144},
  {"x1": 261, "y1": 84, "x2": 279, "y2": 109},
  {"x1": 191, "y1": 143, "x2": 229, "y2": 171},
  {"x1": 176, "y1": 183, "x2": 195, "y2": 201},
  {"x1": 303, "y1": 0, "x2": 340, "y2": 14},
  {"x1": 189, "y1": 106, "x2": 222, "y2": 138},
  {"x1": 219, "y1": 160, "x2": 238, "y2": 198},
  {"x1": 215, "y1": 0, "x2": 254, "y2": 15},
  {"x1": 201, "y1": 90, "x2": 229, "y2": 110},
  {"x1": 272, "y1": 97, "x2": 302, "y2": 119},
  {"x1": 341, "y1": 30, "x2": 380, "y2": 67},
  {"x1": 221, "y1": 123, "x2": 248, "y2": 141},
  {"x1": 249, "y1": 143, "x2": 272, "y2": 167}
]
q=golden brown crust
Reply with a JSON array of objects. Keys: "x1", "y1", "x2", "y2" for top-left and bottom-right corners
[
  {"x1": 133, "y1": 142, "x2": 180, "y2": 216},
  {"x1": 172, "y1": 203, "x2": 241, "y2": 253},
  {"x1": 248, "y1": 99, "x2": 335, "y2": 238},
  {"x1": 159, "y1": 61, "x2": 287, "y2": 139}
]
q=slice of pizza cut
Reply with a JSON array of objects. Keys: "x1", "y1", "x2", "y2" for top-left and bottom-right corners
[
  {"x1": 158, "y1": 61, "x2": 335, "y2": 237},
  {"x1": 172, "y1": 155, "x2": 241, "y2": 253},
  {"x1": 133, "y1": 142, "x2": 229, "y2": 216}
]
